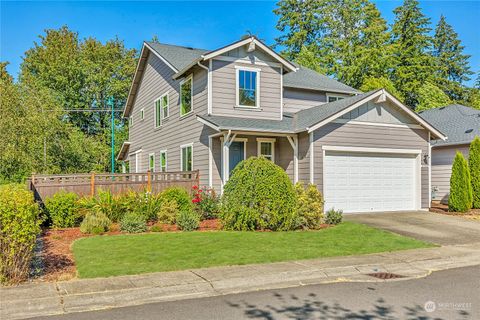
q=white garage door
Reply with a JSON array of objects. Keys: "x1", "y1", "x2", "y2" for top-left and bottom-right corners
[{"x1": 324, "y1": 151, "x2": 417, "y2": 213}]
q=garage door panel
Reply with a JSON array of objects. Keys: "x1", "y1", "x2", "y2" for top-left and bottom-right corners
[{"x1": 324, "y1": 151, "x2": 416, "y2": 213}]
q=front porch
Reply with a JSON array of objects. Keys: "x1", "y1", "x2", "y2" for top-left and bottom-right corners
[{"x1": 208, "y1": 131, "x2": 307, "y2": 192}]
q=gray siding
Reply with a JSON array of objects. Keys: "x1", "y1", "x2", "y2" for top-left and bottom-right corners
[
  {"x1": 431, "y1": 145, "x2": 469, "y2": 202},
  {"x1": 312, "y1": 122, "x2": 430, "y2": 209},
  {"x1": 211, "y1": 56, "x2": 282, "y2": 120},
  {"x1": 128, "y1": 52, "x2": 215, "y2": 187},
  {"x1": 283, "y1": 88, "x2": 327, "y2": 113},
  {"x1": 339, "y1": 100, "x2": 416, "y2": 124}
]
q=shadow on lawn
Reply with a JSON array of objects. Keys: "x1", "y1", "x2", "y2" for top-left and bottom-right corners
[{"x1": 226, "y1": 292, "x2": 470, "y2": 320}]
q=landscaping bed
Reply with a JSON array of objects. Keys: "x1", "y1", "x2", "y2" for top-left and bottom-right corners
[
  {"x1": 72, "y1": 222, "x2": 433, "y2": 279},
  {"x1": 430, "y1": 202, "x2": 480, "y2": 221}
]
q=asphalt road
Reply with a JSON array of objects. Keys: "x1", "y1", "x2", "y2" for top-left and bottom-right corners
[{"x1": 31, "y1": 266, "x2": 479, "y2": 320}]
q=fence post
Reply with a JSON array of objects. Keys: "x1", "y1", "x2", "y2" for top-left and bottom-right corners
[
  {"x1": 196, "y1": 170, "x2": 200, "y2": 186},
  {"x1": 147, "y1": 170, "x2": 152, "y2": 192},
  {"x1": 90, "y1": 172, "x2": 95, "y2": 197}
]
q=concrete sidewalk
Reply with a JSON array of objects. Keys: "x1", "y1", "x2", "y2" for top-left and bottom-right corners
[{"x1": 2, "y1": 242, "x2": 480, "y2": 320}]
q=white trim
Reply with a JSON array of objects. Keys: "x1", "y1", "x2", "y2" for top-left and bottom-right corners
[
  {"x1": 180, "y1": 143, "x2": 194, "y2": 171},
  {"x1": 144, "y1": 42, "x2": 179, "y2": 72},
  {"x1": 153, "y1": 97, "x2": 162, "y2": 128},
  {"x1": 286, "y1": 136, "x2": 298, "y2": 183},
  {"x1": 321, "y1": 145, "x2": 422, "y2": 155},
  {"x1": 428, "y1": 132, "x2": 432, "y2": 207},
  {"x1": 322, "y1": 146, "x2": 422, "y2": 211},
  {"x1": 257, "y1": 139, "x2": 275, "y2": 162},
  {"x1": 161, "y1": 92, "x2": 169, "y2": 119},
  {"x1": 201, "y1": 37, "x2": 297, "y2": 72},
  {"x1": 159, "y1": 150, "x2": 167, "y2": 172},
  {"x1": 280, "y1": 65, "x2": 283, "y2": 120},
  {"x1": 223, "y1": 130, "x2": 294, "y2": 137},
  {"x1": 179, "y1": 74, "x2": 194, "y2": 117},
  {"x1": 148, "y1": 153, "x2": 155, "y2": 172},
  {"x1": 208, "y1": 137, "x2": 213, "y2": 187},
  {"x1": 332, "y1": 118, "x2": 424, "y2": 129},
  {"x1": 134, "y1": 151, "x2": 142, "y2": 173},
  {"x1": 283, "y1": 85, "x2": 360, "y2": 95},
  {"x1": 140, "y1": 108, "x2": 145, "y2": 121},
  {"x1": 235, "y1": 66, "x2": 260, "y2": 108},
  {"x1": 307, "y1": 90, "x2": 384, "y2": 133},
  {"x1": 196, "y1": 116, "x2": 220, "y2": 131},
  {"x1": 214, "y1": 56, "x2": 282, "y2": 68},
  {"x1": 309, "y1": 132, "x2": 314, "y2": 184},
  {"x1": 208, "y1": 59, "x2": 212, "y2": 115}
]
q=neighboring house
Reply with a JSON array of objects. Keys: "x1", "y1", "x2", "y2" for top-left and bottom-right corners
[
  {"x1": 118, "y1": 36, "x2": 446, "y2": 213},
  {"x1": 419, "y1": 104, "x2": 480, "y2": 203}
]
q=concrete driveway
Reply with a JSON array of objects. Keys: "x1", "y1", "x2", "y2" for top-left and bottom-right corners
[{"x1": 344, "y1": 211, "x2": 480, "y2": 245}]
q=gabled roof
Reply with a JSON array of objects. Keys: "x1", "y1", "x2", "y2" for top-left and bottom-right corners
[
  {"x1": 145, "y1": 42, "x2": 208, "y2": 71},
  {"x1": 419, "y1": 104, "x2": 480, "y2": 147},
  {"x1": 197, "y1": 89, "x2": 447, "y2": 139}
]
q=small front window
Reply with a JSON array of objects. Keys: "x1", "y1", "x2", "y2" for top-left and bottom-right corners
[
  {"x1": 181, "y1": 145, "x2": 193, "y2": 171},
  {"x1": 180, "y1": 77, "x2": 193, "y2": 116},
  {"x1": 148, "y1": 153, "x2": 155, "y2": 172},
  {"x1": 159, "y1": 151, "x2": 167, "y2": 172},
  {"x1": 238, "y1": 69, "x2": 258, "y2": 107},
  {"x1": 257, "y1": 139, "x2": 275, "y2": 162}
]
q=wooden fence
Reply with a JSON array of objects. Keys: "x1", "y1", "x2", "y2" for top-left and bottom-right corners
[{"x1": 28, "y1": 171, "x2": 200, "y2": 202}]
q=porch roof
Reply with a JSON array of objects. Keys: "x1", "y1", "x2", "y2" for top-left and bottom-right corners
[{"x1": 197, "y1": 114, "x2": 295, "y2": 134}]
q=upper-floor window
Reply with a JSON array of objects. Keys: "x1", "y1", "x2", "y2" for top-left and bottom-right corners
[
  {"x1": 327, "y1": 95, "x2": 345, "y2": 103},
  {"x1": 181, "y1": 144, "x2": 193, "y2": 171},
  {"x1": 236, "y1": 67, "x2": 260, "y2": 108},
  {"x1": 155, "y1": 93, "x2": 169, "y2": 128},
  {"x1": 180, "y1": 76, "x2": 193, "y2": 116}
]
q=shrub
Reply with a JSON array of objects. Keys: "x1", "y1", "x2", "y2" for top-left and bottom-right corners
[
  {"x1": 469, "y1": 136, "x2": 480, "y2": 209},
  {"x1": 176, "y1": 209, "x2": 200, "y2": 231},
  {"x1": 44, "y1": 191, "x2": 81, "y2": 228},
  {"x1": 150, "y1": 225, "x2": 163, "y2": 232},
  {"x1": 120, "y1": 212, "x2": 147, "y2": 233},
  {"x1": 157, "y1": 199, "x2": 179, "y2": 224},
  {"x1": 79, "y1": 211, "x2": 111, "y2": 234},
  {"x1": 449, "y1": 152, "x2": 473, "y2": 212},
  {"x1": 325, "y1": 208, "x2": 343, "y2": 225},
  {"x1": 0, "y1": 184, "x2": 42, "y2": 284},
  {"x1": 295, "y1": 183, "x2": 324, "y2": 229},
  {"x1": 90, "y1": 190, "x2": 126, "y2": 223},
  {"x1": 221, "y1": 157, "x2": 298, "y2": 231},
  {"x1": 132, "y1": 191, "x2": 162, "y2": 222},
  {"x1": 160, "y1": 187, "x2": 192, "y2": 213},
  {"x1": 192, "y1": 186, "x2": 220, "y2": 220}
]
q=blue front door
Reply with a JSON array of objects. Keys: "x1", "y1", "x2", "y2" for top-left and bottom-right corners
[{"x1": 229, "y1": 141, "x2": 244, "y2": 174}]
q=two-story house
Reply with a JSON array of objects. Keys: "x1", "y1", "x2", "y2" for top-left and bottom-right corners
[{"x1": 118, "y1": 36, "x2": 446, "y2": 213}]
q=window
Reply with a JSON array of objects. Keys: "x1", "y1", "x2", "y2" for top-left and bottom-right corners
[
  {"x1": 155, "y1": 93, "x2": 169, "y2": 128},
  {"x1": 159, "y1": 150, "x2": 167, "y2": 172},
  {"x1": 180, "y1": 76, "x2": 193, "y2": 116},
  {"x1": 257, "y1": 138, "x2": 275, "y2": 162},
  {"x1": 327, "y1": 95, "x2": 345, "y2": 103},
  {"x1": 161, "y1": 93, "x2": 169, "y2": 119},
  {"x1": 148, "y1": 153, "x2": 155, "y2": 172},
  {"x1": 237, "y1": 68, "x2": 259, "y2": 107},
  {"x1": 140, "y1": 108, "x2": 144, "y2": 120},
  {"x1": 181, "y1": 144, "x2": 193, "y2": 171}
]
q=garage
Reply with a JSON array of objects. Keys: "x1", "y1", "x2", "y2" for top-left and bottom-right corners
[{"x1": 323, "y1": 149, "x2": 420, "y2": 213}]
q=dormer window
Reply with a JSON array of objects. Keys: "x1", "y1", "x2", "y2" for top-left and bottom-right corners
[
  {"x1": 236, "y1": 66, "x2": 260, "y2": 108},
  {"x1": 327, "y1": 95, "x2": 345, "y2": 103}
]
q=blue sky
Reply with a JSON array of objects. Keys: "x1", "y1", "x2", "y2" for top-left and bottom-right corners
[{"x1": 1, "y1": 1, "x2": 479, "y2": 86}]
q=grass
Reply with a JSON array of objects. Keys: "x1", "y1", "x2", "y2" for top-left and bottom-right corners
[{"x1": 72, "y1": 222, "x2": 434, "y2": 278}]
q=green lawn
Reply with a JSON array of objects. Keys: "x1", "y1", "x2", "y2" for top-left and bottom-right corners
[{"x1": 72, "y1": 222, "x2": 433, "y2": 278}]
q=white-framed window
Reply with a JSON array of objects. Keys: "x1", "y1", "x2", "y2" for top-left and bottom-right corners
[
  {"x1": 148, "y1": 153, "x2": 155, "y2": 172},
  {"x1": 134, "y1": 150, "x2": 141, "y2": 173},
  {"x1": 159, "y1": 150, "x2": 167, "y2": 172},
  {"x1": 327, "y1": 95, "x2": 346, "y2": 103},
  {"x1": 257, "y1": 138, "x2": 275, "y2": 162},
  {"x1": 236, "y1": 66, "x2": 260, "y2": 108},
  {"x1": 180, "y1": 143, "x2": 193, "y2": 171},
  {"x1": 180, "y1": 75, "x2": 193, "y2": 116},
  {"x1": 129, "y1": 116, "x2": 133, "y2": 127},
  {"x1": 140, "y1": 108, "x2": 144, "y2": 120},
  {"x1": 161, "y1": 93, "x2": 169, "y2": 119},
  {"x1": 154, "y1": 93, "x2": 170, "y2": 128}
]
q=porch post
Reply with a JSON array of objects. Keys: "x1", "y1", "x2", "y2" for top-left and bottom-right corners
[
  {"x1": 222, "y1": 131, "x2": 236, "y2": 188},
  {"x1": 287, "y1": 135, "x2": 299, "y2": 184},
  {"x1": 208, "y1": 136, "x2": 213, "y2": 188}
]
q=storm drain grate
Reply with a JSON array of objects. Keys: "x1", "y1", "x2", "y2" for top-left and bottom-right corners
[{"x1": 366, "y1": 272, "x2": 405, "y2": 279}]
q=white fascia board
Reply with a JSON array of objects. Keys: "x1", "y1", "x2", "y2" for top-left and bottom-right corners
[{"x1": 144, "y1": 42, "x2": 179, "y2": 73}]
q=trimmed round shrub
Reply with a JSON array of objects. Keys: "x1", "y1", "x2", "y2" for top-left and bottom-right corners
[
  {"x1": 160, "y1": 187, "x2": 192, "y2": 213},
  {"x1": 469, "y1": 136, "x2": 480, "y2": 209},
  {"x1": 157, "y1": 199, "x2": 179, "y2": 224},
  {"x1": 221, "y1": 157, "x2": 298, "y2": 231},
  {"x1": 79, "y1": 211, "x2": 111, "y2": 234},
  {"x1": 325, "y1": 208, "x2": 343, "y2": 225},
  {"x1": 120, "y1": 212, "x2": 147, "y2": 233},
  {"x1": 449, "y1": 152, "x2": 473, "y2": 212},
  {"x1": 295, "y1": 183, "x2": 324, "y2": 229},
  {"x1": 44, "y1": 191, "x2": 81, "y2": 228},
  {"x1": 176, "y1": 210, "x2": 200, "y2": 231},
  {"x1": 0, "y1": 184, "x2": 42, "y2": 284}
]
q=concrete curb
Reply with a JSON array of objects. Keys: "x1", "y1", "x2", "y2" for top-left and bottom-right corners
[{"x1": 2, "y1": 242, "x2": 480, "y2": 320}]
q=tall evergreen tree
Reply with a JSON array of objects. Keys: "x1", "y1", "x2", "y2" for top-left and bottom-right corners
[
  {"x1": 391, "y1": 0, "x2": 434, "y2": 107},
  {"x1": 432, "y1": 15, "x2": 472, "y2": 101},
  {"x1": 415, "y1": 82, "x2": 452, "y2": 112},
  {"x1": 469, "y1": 136, "x2": 480, "y2": 209}
]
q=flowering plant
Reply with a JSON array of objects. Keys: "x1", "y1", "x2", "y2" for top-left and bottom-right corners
[{"x1": 191, "y1": 186, "x2": 220, "y2": 219}]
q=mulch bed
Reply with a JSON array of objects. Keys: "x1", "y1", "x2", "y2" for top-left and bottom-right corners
[
  {"x1": 35, "y1": 219, "x2": 223, "y2": 281},
  {"x1": 430, "y1": 202, "x2": 480, "y2": 220}
]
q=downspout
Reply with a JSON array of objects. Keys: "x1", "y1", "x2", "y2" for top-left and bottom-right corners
[{"x1": 196, "y1": 61, "x2": 212, "y2": 115}]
